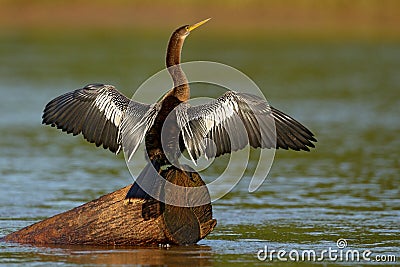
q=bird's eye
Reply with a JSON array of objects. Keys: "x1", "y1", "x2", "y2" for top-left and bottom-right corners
[{"x1": 185, "y1": 26, "x2": 189, "y2": 31}]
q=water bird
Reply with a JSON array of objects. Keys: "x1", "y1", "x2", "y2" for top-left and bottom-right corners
[{"x1": 42, "y1": 19, "x2": 316, "y2": 198}]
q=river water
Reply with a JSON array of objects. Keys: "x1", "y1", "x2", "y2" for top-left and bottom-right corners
[{"x1": 0, "y1": 32, "x2": 399, "y2": 266}]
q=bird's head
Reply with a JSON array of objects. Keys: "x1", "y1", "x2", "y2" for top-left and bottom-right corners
[{"x1": 175, "y1": 18, "x2": 211, "y2": 39}]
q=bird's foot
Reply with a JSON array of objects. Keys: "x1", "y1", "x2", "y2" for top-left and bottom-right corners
[{"x1": 124, "y1": 198, "x2": 135, "y2": 205}]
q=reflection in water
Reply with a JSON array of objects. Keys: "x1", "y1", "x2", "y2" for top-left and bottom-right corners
[
  {"x1": 1, "y1": 242, "x2": 213, "y2": 266},
  {"x1": 43, "y1": 245, "x2": 212, "y2": 266}
]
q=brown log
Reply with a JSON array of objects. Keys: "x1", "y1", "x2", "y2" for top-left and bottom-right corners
[{"x1": 2, "y1": 167, "x2": 217, "y2": 245}]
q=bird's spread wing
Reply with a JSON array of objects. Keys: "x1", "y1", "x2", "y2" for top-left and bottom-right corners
[
  {"x1": 270, "y1": 106, "x2": 316, "y2": 151},
  {"x1": 175, "y1": 91, "x2": 316, "y2": 162},
  {"x1": 42, "y1": 83, "x2": 157, "y2": 156},
  {"x1": 120, "y1": 102, "x2": 161, "y2": 161}
]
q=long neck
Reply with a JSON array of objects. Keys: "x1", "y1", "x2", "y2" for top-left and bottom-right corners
[{"x1": 166, "y1": 33, "x2": 190, "y2": 101}]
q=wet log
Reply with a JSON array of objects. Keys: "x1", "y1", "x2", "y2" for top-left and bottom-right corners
[{"x1": 2, "y1": 166, "x2": 217, "y2": 246}]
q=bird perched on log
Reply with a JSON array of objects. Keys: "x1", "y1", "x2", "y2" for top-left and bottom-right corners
[{"x1": 42, "y1": 18, "x2": 316, "y2": 200}]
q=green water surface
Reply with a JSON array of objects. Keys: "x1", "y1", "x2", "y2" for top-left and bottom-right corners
[{"x1": 0, "y1": 31, "x2": 399, "y2": 266}]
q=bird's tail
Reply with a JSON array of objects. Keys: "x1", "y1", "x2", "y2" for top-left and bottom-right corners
[{"x1": 124, "y1": 160, "x2": 163, "y2": 200}]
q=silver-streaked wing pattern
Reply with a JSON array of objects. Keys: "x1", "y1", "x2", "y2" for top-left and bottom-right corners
[
  {"x1": 121, "y1": 102, "x2": 161, "y2": 161},
  {"x1": 42, "y1": 83, "x2": 157, "y2": 156},
  {"x1": 176, "y1": 91, "x2": 316, "y2": 162}
]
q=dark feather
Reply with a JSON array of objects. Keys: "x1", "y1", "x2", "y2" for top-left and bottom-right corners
[
  {"x1": 42, "y1": 83, "x2": 156, "y2": 155},
  {"x1": 176, "y1": 91, "x2": 316, "y2": 161}
]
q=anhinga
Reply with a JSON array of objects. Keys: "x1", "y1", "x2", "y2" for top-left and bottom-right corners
[{"x1": 42, "y1": 19, "x2": 316, "y2": 199}]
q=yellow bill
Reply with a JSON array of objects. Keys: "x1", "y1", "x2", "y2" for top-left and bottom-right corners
[{"x1": 188, "y1": 18, "x2": 211, "y2": 32}]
